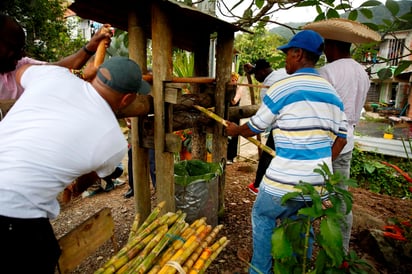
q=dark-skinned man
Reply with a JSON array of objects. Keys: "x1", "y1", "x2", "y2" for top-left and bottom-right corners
[{"x1": 225, "y1": 30, "x2": 348, "y2": 274}]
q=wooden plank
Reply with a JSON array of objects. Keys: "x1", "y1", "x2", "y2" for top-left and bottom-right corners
[
  {"x1": 128, "y1": 9, "x2": 152, "y2": 221},
  {"x1": 58, "y1": 208, "x2": 115, "y2": 274},
  {"x1": 214, "y1": 30, "x2": 234, "y2": 215},
  {"x1": 191, "y1": 39, "x2": 210, "y2": 161},
  {"x1": 152, "y1": 2, "x2": 175, "y2": 213}
]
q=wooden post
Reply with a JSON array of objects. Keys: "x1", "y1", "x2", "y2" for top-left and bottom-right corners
[
  {"x1": 191, "y1": 36, "x2": 211, "y2": 161},
  {"x1": 214, "y1": 30, "x2": 234, "y2": 216},
  {"x1": 128, "y1": 9, "x2": 151, "y2": 220},
  {"x1": 152, "y1": 2, "x2": 175, "y2": 213}
]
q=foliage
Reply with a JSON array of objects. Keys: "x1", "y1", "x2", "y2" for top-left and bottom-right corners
[
  {"x1": 1, "y1": 0, "x2": 86, "y2": 62},
  {"x1": 234, "y1": 25, "x2": 287, "y2": 72},
  {"x1": 173, "y1": 49, "x2": 194, "y2": 77},
  {"x1": 270, "y1": 163, "x2": 371, "y2": 274},
  {"x1": 106, "y1": 30, "x2": 130, "y2": 58},
  {"x1": 350, "y1": 146, "x2": 412, "y2": 198},
  {"x1": 384, "y1": 125, "x2": 394, "y2": 134},
  {"x1": 216, "y1": 0, "x2": 412, "y2": 78}
]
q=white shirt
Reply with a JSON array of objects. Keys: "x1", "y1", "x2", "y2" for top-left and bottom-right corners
[
  {"x1": 0, "y1": 65, "x2": 127, "y2": 219},
  {"x1": 260, "y1": 68, "x2": 288, "y2": 101},
  {"x1": 319, "y1": 58, "x2": 370, "y2": 154}
]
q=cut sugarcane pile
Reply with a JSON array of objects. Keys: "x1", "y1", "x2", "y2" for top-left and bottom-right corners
[{"x1": 94, "y1": 201, "x2": 229, "y2": 274}]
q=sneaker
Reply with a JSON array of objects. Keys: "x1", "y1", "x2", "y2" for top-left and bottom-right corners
[
  {"x1": 101, "y1": 180, "x2": 114, "y2": 192},
  {"x1": 248, "y1": 182, "x2": 258, "y2": 195},
  {"x1": 113, "y1": 179, "x2": 126, "y2": 186}
]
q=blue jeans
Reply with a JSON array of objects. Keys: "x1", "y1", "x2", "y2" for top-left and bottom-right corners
[
  {"x1": 250, "y1": 184, "x2": 313, "y2": 274},
  {"x1": 332, "y1": 150, "x2": 353, "y2": 254}
]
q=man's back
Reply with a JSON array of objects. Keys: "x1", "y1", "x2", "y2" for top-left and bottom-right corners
[
  {"x1": 319, "y1": 58, "x2": 369, "y2": 154},
  {"x1": 0, "y1": 65, "x2": 126, "y2": 219},
  {"x1": 249, "y1": 69, "x2": 347, "y2": 199}
]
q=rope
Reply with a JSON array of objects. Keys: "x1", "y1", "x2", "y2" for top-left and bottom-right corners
[{"x1": 165, "y1": 260, "x2": 186, "y2": 274}]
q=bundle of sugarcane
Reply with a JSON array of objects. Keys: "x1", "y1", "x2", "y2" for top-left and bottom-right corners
[{"x1": 94, "y1": 201, "x2": 229, "y2": 274}]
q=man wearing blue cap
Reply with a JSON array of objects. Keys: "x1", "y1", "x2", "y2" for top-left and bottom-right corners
[
  {"x1": 226, "y1": 30, "x2": 348, "y2": 273},
  {"x1": 0, "y1": 56, "x2": 150, "y2": 273}
]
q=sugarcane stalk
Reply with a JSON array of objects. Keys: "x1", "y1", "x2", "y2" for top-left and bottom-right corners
[
  {"x1": 155, "y1": 225, "x2": 196, "y2": 268},
  {"x1": 189, "y1": 217, "x2": 207, "y2": 229},
  {"x1": 158, "y1": 224, "x2": 212, "y2": 274},
  {"x1": 128, "y1": 213, "x2": 140, "y2": 242},
  {"x1": 114, "y1": 231, "x2": 159, "y2": 274},
  {"x1": 135, "y1": 219, "x2": 187, "y2": 273},
  {"x1": 193, "y1": 105, "x2": 276, "y2": 157},
  {"x1": 189, "y1": 237, "x2": 229, "y2": 274},
  {"x1": 134, "y1": 212, "x2": 187, "y2": 272},
  {"x1": 95, "y1": 205, "x2": 169, "y2": 273},
  {"x1": 156, "y1": 217, "x2": 206, "y2": 267},
  {"x1": 165, "y1": 211, "x2": 182, "y2": 226},
  {"x1": 146, "y1": 265, "x2": 161, "y2": 274},
  {"x1": 136, "y1": 201, "x2": 166, "y2": 234},
  {"x1": 120, "y1": 224, "x2": 169, "y2": 274},
  {"x1": 182, "y1": 224, "x2": 223, "y2": 272}
]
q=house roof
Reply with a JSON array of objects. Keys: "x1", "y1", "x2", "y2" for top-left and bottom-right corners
[{"x1": 69, "y1": 0, "x2": 242, "y2": 51}]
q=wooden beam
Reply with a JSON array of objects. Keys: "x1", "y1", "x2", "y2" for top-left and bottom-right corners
[
  {"x1": 214, "y1": 30, "x2": 234, "y2": 216},
  {"x1": 57, "y1": 208, "x2": 115, "y2": 274},
  {"x1": 128, "y1": 9, "x2": 152, "y2": 220},
  {"x1": 152, "y1": 2, "x2": 175, "y2": 213}
]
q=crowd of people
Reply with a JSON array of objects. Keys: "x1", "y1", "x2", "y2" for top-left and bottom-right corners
[{"x1": 0, "y1": 11, "x2": 375, "y2": 274}]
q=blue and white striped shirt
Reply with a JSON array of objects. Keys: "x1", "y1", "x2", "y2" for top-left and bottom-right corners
[{"x1": 247, "y1": 68, "x2": 347, "y2": 200}]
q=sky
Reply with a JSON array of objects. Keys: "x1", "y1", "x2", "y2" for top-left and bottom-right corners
[{"x1": 217, "y1": 0, "x2": 385, "y2": 24}]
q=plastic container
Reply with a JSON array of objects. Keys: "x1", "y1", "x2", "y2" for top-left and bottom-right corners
[{"x1": 174, "y1": 160, "x2": 223, "y2": 226}]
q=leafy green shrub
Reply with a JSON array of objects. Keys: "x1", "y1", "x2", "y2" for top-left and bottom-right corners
[
  {"x1": 269, "y1": 163, "x2": 371, "y2": 274},
  {"x1": 350, "y1": 146, "x2": 411, "y2": 198}
]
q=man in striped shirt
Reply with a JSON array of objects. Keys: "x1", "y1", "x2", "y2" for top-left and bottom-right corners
[{"x1": 226, "y1": 30, "x2": 348, "y2": 274}]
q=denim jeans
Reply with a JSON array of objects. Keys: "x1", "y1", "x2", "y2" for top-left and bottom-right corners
[
  {"x1": 332, "y1": 150, "x2": 353, "y2": 254},
  {"x1": 250, "y1": 184, "x2": 313, "y2": 274}
]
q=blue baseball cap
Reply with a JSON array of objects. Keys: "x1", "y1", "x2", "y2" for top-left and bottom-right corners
[
  {"x1": 97, "y1": 56, "x2": 151, "y2": 95},
  {"x1": 277, "y1": 30, "x2": 324, "y2": 56}
]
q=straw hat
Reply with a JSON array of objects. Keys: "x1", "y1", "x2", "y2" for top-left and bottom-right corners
[{"x1": 302, "y1": 18, "x2": 381, "y2": 44}]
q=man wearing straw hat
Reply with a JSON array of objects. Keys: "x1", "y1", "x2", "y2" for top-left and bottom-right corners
[
  {"x1": 226, "y1": 30, "x2": 348, "y2": 274},
  {"x1": 303, "y1": 18, "x2": 381, "y2": 254}
]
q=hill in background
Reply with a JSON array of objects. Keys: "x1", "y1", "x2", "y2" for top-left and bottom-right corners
[{"x1": 270, "y1": 0, "x2": 412, "y2": 39}]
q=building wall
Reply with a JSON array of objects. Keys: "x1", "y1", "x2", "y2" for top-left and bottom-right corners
[{"x1": 369, "y1": 29, "x2": 412, "y2": 117}]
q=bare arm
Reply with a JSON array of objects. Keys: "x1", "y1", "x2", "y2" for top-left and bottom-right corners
[
  {"x1": 225, "y1": 121, "x2": 256, "y2": 138},
  {"x1": 52, "y1": 24, "x2": 112, "y2": 70},
  {"x1": 331, "y1": 137, "x2": 347, "y2": 161},
  {"x1": 15, "y1": 64, "x2": 32, "y2": 87}
]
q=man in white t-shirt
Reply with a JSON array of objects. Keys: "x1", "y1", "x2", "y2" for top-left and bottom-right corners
[
  {"x1": 318, "y1": 38, "x2": 370, "y2": 254},
  {"x1": 0, "y1": 56, "x2": 150, "y2": 273}
]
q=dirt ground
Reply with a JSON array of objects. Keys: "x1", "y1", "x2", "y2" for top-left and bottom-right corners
[{"x1": 52, "y1": 156, "x2": 412, "y2": 274}]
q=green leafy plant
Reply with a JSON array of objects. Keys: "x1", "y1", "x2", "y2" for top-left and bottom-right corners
[
  {"x1": 351, "y1": 146, "x2": 411, "y2": 198},
  {"x1": 384, "y1": 125, "x2": 394, "y2": 134},
  {"x1": 270, "y1": 163, "x2": 371, "y2": 274}
]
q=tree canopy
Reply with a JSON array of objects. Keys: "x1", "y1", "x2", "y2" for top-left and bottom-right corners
[{"x1": 234, "y1": 24, "x2": 287, "y2": 72}]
